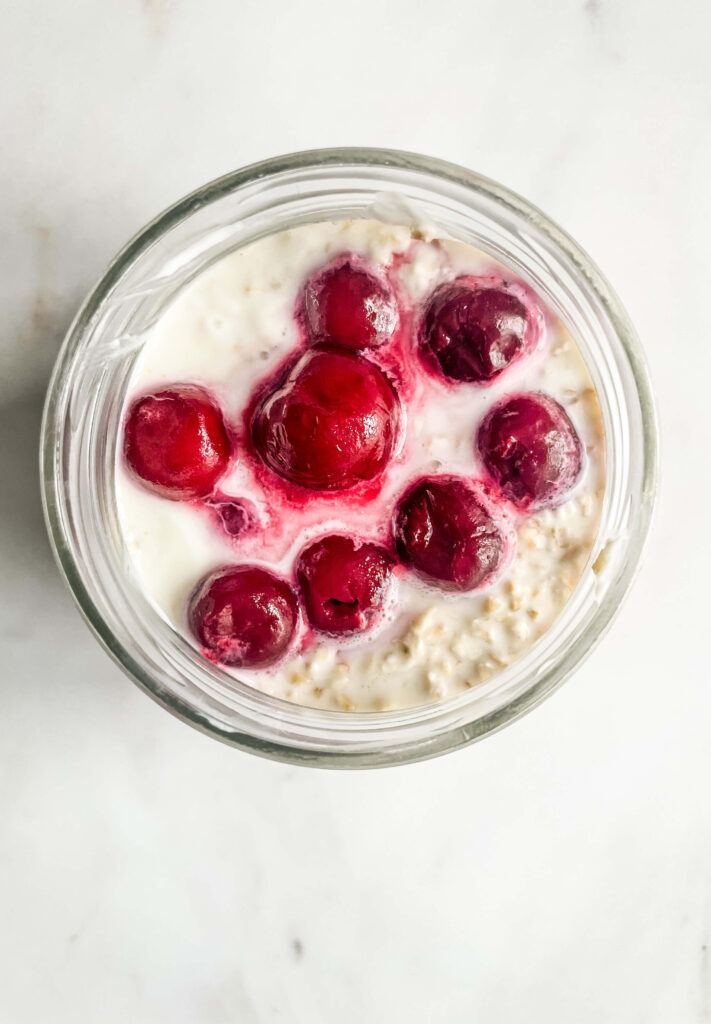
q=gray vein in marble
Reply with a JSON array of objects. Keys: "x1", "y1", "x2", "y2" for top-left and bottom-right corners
[{"x1": 29, "y1": 224, "x2": 56, "y2": 348}]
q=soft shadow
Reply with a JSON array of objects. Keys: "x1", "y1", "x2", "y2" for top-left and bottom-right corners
[
  {"x1": 0, "y1": 392, "x2": 130, "y2": 713},
  {"x1": 0, "y1": 392, "x2": 56, "y2": 582}
]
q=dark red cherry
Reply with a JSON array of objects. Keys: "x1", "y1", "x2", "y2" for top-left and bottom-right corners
[
  {"x1": 420, "y1": 280, "x2": 528, "y2": 383},
  {"x1": 394, "y1": 476, "x2": 506, "y2": 591},
  {"x1": 124, "y1": 385, "x2": 230, "y2": 500},
  {"x1": 297, "y1": 535, "x2": 394, "y2": 635},
  {"x1": 303, "y1": 257, "x2": 398, "y2": 351},
  {"x1": 210, "y1": 500, "x2": 251, "y2": 538},
  {"x1": 251, "y1": 347, "x2": 400, "y2": 491},
  {"x1": 188, "y1": 565, "x2": 299, "y2": 668},
  {"x1": 477, "y1": 392, "x2": 583, "y2": 510}
]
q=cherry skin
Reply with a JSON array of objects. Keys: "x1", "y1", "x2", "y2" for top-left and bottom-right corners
[
  {"x1": 477, "y1": 392, "x2": 583, "y2": 510},
  {"x1": 210, "y1": 500, "x2": 251, "y2": 538},
  {"x1": 188, "y1": 565, "x2": 299, "y2": 668},
  {"x1": 297, "y1": 535, "x2": 394, "y2": 635},
  {"x1": 303, "y1": 257, "x2": 398, "y2": 351},
  {"x1": 124, "y1": 385, "x2": 231, "y2": 500},
  {"x1": 251, "y1": 347, "x2": 400, "y2": 491},
  {"x1": 394, "y1": 476, "x2": 506, "y2": 591},
  {"x1": 420, "y1": 279, "x2": 529, "y2": 384}
]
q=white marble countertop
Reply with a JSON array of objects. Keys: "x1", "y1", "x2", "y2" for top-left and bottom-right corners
[{"x1": 1, "y1": 1, "x2": 709, "y2": 1020}]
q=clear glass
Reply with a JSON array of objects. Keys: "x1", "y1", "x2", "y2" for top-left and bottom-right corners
[{"x1": 40, "y1": 148, "x2": 658, "y2": 768}]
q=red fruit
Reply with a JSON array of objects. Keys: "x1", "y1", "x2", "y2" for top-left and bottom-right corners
[
  {"x1": 420, "y1": 280, "x2": 529, "y2": 384},
  {"x1": 303, "y1": 257, "x2": 398, "y2": 351},
  {"x1": 124, "y1": 385, "x2": 230, "y2": 500},
  {"x1": 297, "y1": 535, "x2": 394, "y2": 635},
  {"x1": 188, "y1": 565, "x2": 299, "y2": 668},
  {"x1": 210, "y1": 500, "x2": 251, "y2": 538},
  {"x1": 251, "y1": 347, "x2": 400, "y2": 491},
  {"x1": 394, "y1": 476, "x2": 506, "y2": 591},
  {"x1": 477, "y1": 392, "x2": 583, "y2": 510}
]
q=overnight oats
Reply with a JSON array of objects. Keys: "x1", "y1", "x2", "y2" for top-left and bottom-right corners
[{"x1": 117, "y1": 218, "x2": 605, "y2": 712}]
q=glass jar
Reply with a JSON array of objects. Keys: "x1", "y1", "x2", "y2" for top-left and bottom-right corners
[{"x1": 40, "y1": 148, "x2": 658, "y2": 768}]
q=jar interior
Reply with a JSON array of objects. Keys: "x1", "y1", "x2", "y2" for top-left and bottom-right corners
[{"x1": 41, "y1": 151, "x2": 657, "y2": 767}]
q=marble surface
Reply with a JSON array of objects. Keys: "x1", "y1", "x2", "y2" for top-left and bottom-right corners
[{"x1": 1, "y1": 0, "x2": 709, "y2": 1020}]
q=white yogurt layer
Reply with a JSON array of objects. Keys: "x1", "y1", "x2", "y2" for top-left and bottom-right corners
[{"x1": 117, "y1": 219, "x2": 605, "y2": 711}]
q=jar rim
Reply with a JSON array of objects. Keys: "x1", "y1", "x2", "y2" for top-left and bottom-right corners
[{"x1": 40, "y1": 147, "x2": 659, "y2": 768}]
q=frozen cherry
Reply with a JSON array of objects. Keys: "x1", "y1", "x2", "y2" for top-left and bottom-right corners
[
  {"x1": 297, "y1": 535, "x2": 394, "y2": 635},
  {"x1": 420, "y1": 280, "x2": 528, "y2": 383},
  {"x1": 303, "y1": 257, "x2": 398, "y2": 351},
  {"x1": 251, "y1": 347, "x2": 400, "y2": 491},
  {"x1": 124, "y1": 385, "x2": 230, "y2": 500},
  {"x1": 188, "y1": 565, "x2": 299, "y2": 668},
  {"x1": 477, "y1": 392, "x2": 583, "y2": 510},
  {"x1": 394, "y1": 476, "x2": 506, "y2": 591}
]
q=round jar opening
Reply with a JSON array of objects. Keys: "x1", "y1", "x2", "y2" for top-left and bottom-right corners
[{"x1": 41, "y1": 149, "x2": 658, "y2": 768}]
